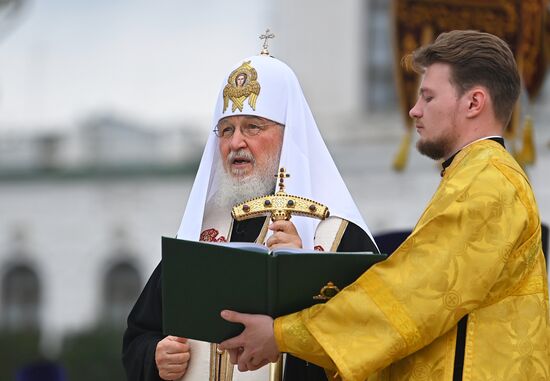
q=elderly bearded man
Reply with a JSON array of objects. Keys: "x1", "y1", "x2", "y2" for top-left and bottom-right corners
[
  {"x1": 122, "y1": 51, "x2": 379, "y2": 381},
  {"x1": 219, "y1": 30, "x2": 550, "y2": 381}
]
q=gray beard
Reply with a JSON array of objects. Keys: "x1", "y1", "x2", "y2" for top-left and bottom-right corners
[{"x1": 211, "y1": 153, "x2": 279, "y2": 210}]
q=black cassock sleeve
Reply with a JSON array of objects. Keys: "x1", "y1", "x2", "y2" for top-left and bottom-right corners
[{"x1": 122, "y1": 262, "x2": 164, "y2": 381}]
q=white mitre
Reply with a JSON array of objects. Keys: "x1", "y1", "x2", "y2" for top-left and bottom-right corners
[{"x1": 177, "y1": 54, "x2": 374, "y2": 247}]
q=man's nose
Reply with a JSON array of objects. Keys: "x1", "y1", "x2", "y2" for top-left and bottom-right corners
[
  {"x1": 409, "y1": 100, "x2": 422, "y2": 119},
  {"x1": 229, "y1": 127, "x2": 247, "y2": 150}
]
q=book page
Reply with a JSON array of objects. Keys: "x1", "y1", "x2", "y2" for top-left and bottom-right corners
[
  {"x1": 272, "y1": 247, "x2": 312, "y2": 254},
  {"x1": 218, "y1": 241, "x2": 269, "y2": 253},
  {"x1": 218, "y1": 242, "x2": 311, "y2": 255},
  {"x1": 273, "y1": 248, "x2": 376, "y2": 255}
]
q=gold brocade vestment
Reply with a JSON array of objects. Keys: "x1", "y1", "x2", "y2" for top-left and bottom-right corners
[{"x1": 275, "y1": 140, "x2": 550, "y2": 381}]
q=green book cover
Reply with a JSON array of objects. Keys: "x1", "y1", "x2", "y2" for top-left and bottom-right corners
[{"x1": 161, "y1": 236, "x2": 386, "y2": 343}]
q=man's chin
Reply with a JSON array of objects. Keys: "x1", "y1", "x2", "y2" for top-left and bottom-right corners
[
  {"x1": 417, "y1": 139, "x2": 445, "y2": 161},
  {"x1": 230, "y1": 169, "x2": 253, "y2": 179}
]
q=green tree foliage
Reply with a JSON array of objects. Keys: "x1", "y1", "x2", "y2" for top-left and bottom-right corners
[
  {"x1": 59, "y1": 326, "x2": 125, "y2": 381},
  {"x1": 0, "y1": 330, "x2": 41, "y2": 380}
]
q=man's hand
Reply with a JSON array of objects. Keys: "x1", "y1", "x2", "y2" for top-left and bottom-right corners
[
  {"x1": 218, "y1": 310, "x2": 280, "y2": 372},
  {"x1": 155, "y1": 336, "x2": 190, "y2": 380},
  {"x1": 267, "y1": 220, "x2": 302, "y2": 249}
]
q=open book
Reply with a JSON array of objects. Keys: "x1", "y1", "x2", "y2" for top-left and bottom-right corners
[{"x1": 161, "y1": 236, "x2": 387, "y2": 343}]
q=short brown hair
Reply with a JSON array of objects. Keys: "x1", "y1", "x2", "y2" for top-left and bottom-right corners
[{"x1": 410, "y1": 30, "x2": 520, "y2": 126}]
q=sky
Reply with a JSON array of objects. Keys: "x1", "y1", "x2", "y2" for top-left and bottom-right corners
[{"x1": 0, "y1": 0, "x2": 270, "y2": 131}]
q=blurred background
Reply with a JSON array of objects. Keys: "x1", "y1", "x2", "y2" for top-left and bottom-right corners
[{"x1": 0, "y1": 1, "x2": 548, "y2": 380}]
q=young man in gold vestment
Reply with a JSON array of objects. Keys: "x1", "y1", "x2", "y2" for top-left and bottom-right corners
[{"x1": 219, "y1": 30, "x2": 550, "y2": 381}]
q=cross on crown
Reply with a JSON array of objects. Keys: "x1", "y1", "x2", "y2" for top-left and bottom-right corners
[{"x1": 259, "y1": 28, "x2": 275, "y2": 55}]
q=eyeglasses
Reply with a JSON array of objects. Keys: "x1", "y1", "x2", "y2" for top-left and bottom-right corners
[{"x1": 213, "y1": 120, "x2": 281, "y2": 139}]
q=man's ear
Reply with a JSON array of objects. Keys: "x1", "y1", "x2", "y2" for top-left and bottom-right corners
[{"x1": 464, "y1": 87, "x2": 487, "y2": 119}]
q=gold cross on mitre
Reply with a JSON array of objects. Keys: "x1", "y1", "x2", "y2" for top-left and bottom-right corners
[
  {"x1": 232, "y1": 167, "x2": 330, "y2": 222},
  {"x1": 259, "y1": 28, "x2": 275, "y2": 55}
]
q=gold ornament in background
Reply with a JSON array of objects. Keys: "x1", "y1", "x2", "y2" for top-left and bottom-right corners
[
  {"x1": 392, "y1": 0, "x2": 549, "y2": 171},
  {"x1": 516, "y1": 116, "x2": 536, "y2": 166}
]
